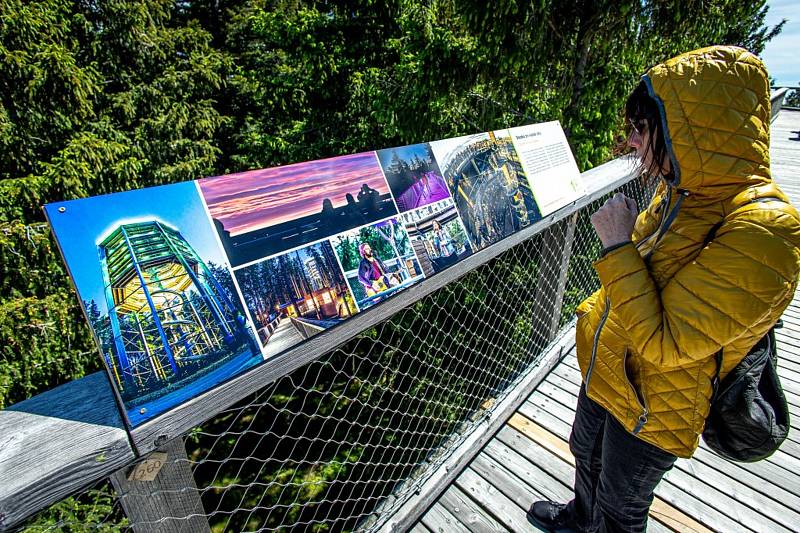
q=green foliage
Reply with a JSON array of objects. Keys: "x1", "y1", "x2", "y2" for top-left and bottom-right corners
[
  {"x1": 335, "y1": 223, "x2": 411, "y2": 271},
  {"x1": 21, "y1": 487, "x2": 126, "y2": 532},
  {"x1": 786, "y1": 89, "x2": 800, "y2": 108},
  {"x1": 0, "y1": 293, "x2": 99, "y2": 408}
]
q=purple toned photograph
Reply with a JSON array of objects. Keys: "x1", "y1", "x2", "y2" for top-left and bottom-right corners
[
  {"x1": 199, "y1": 152, "x2": 397, "y2": 267},
  {"x1": 377, "y1": 143, "x2": 450, "y2": 213}
]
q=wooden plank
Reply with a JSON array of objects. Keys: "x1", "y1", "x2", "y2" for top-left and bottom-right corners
[
  {"x1": 651, "y1": 479, "x2": 748, "y2": 533},
  {"x1": 778, "y1": 307, "x2": 800, "y2": 321},
  {"x1": 110, "y1": 437, "x2": 209, "y2": 533},
  {"x1": 419, "y1": 502, "x2": 469, "y2": 533},
  {"x1": 704, "y1": 443, "x2": 800, "y2": 499},
  {"x1": 132, "y1": 158, "x2": 638, "y2": 455},
  {"x1": 777, "y1": 340, "x2": 800, "y2": 359},
  {"x1": 776, "y1": 314, "x2": 800, "y2": 328},
  {"x1": 778, "y1": 357, "x2": 800, "y2": 378},
  {"x1": 775, "y1": 333, "x2": 800, "y2": 353},
  {"x1": 506, "y1": 413, "x2": 711, "y2": 533},
  {"x1": 777, "y1": 356, "x2": 800, "y2": 376},
  {"x1": 437, "y1": 484, "x2": 510, "y2": 532},
  {"x1": 493, "y1": 426, "x2": 575, "y2": 496},
  {"x1": 517, "y1": 399, "x2": 574, "y2": 439},
  {"x1": 676, "y1": 458, "x2": 800, "y2": 531},
  {"x1": 470, "y1": 451, "x2": 548, "y2": 507},
  {"x1": 777, "y1": 365, "x2": 800, "y2": 386},
  {"x1": 409, "y1": 521, "x2": 433, "y2": 533},
  {"x1": 0, "y1": 372, "x2": 135, "y2": 529},
  {"x1": 689, "y1": 445, "x2": 800, "y2": 511},
  {"x1": 764, "y1": 446, "x2": 800, "y2": 474},
  {"x1": 481, "y1": 437, "x2": 572, "y2": 502},
  {"x1": 776, "y1": 315, "x2": 800, "y2": 330},
  {"x1": 546, "y1": 368, "x2": 582, "y2": 396},
  {"x1": 454, "y1": 467, "x2": 534, "y2": 533},
  {"x1": 526, "y1": 391, "x2": 577, "y2": 425},
  {"x1": 778, "y1": 329, "x2": 800, "y2": 346}
]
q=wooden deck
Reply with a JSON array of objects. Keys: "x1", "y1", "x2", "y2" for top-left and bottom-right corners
[{"x1": 413, "y1": 109, "x2": 800, "y2": 533}]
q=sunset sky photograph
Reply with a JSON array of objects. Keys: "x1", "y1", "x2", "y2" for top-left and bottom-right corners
[{"x1": 199, "y1": 152, "x2": 392, "y2": 236}]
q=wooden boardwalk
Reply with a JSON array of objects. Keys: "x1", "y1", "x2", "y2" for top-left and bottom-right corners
[{"x1": 412, "y1": 109, "x2": 800, "y2": 533}]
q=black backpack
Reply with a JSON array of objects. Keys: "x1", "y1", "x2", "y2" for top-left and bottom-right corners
[
  {"x1": 702, "y1": 322, "x2": 790, "y2": 462},
  {"x1": 700, "y1": 198, "x2": 791, "y2": 462}
]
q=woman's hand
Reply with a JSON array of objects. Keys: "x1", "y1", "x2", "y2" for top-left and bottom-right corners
[{"x1": 591, "y1": 192, "x2": 638, "y2": 249}]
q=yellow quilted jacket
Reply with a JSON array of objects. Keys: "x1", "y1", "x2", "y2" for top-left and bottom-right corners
[{"x1": 575, "y1": 45, "x2": 800, "y2": 458}]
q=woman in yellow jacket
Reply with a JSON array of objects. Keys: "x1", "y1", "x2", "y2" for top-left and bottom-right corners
[{"x1": 529, "y1": 45, "x2": 800, "y2": 532}]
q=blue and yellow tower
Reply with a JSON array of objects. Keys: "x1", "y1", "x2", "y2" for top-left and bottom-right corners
[{"x1": 98, "y1": 220, "x2": 247, "y2": 394}]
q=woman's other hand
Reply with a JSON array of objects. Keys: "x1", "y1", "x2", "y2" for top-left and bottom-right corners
[{"x1": 591, "y1": 192, "x2": 638, "y2": 248}]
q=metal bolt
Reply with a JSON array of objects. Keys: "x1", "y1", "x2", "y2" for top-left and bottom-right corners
[
  {"x1": 58, "y1": 207, "x2": 66, "y2": 213},
  {"x1": 154, "y1": 435, "x2": 168, "y2": 447},
  {"x1": 140, "y1": 408, "x2": 146, "y2": 414}
]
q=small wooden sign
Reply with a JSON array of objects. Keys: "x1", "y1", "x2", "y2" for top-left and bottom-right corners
[{"x1": 127, "y1": 452, "x2": 168, "y2": 482}]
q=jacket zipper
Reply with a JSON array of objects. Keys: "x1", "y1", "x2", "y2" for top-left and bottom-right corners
[
  {"x1": 585, "y1": 188, "x2": 672, "y2": 392},
  {"x1": 623, "y1": 348, "x2": 649, "y2": 434},
  {"x1": 584, "y1": 296, "x2": 610, "y2": 391}
]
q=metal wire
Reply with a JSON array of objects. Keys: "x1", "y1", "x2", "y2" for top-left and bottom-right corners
[{"x1": 16, "y1": 176, "x2": 653, "y2": 533}]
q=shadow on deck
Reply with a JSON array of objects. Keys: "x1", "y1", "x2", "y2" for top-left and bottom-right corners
[{"x1": 413, "y1": 110, "x2": 800, "y2": 533}]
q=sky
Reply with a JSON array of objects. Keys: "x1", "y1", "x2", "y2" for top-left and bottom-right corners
[
  {"x1": 45, "y1": 181, "x2": 229, "y2": 316},
  {"x1": 198, "y1": 151, "x2": 392, "y2": 236},
  {"x1": 763, "y1": 0, "x2": 799, "y2": 87}
]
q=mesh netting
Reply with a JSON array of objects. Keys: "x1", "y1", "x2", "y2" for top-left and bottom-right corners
[{"x1": 17, "y1": 176, "x2": 652, "y2": 533}]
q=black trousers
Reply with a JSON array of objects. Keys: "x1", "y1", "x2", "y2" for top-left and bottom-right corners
[{"x1": 566, "y1": 385, "x2": 677, "y2": 532}]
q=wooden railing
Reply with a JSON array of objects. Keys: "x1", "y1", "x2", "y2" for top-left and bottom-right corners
[
  {"x1": 0, "y1": 92, "x2": 788, "y2": 531},
  {"x1": 772, "y1": 87, "x2": 792, "y2": 119}
]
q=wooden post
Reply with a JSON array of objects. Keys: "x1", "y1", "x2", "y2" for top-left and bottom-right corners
[
  {"x1": 110, "y1": 437, "x2": 210, "y2": 533},
  {"x1": 530, "y1": 213, "x2": 579, "y2": 352},
  {"x1": 0, "y1": 372, "x2": 134, "y2": 530}
]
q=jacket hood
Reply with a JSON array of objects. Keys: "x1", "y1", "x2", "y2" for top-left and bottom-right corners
[{"x1": 643, "y1": 45, "x2": 772, "y2": 199}]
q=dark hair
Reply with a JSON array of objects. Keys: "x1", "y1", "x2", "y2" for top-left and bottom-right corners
[{"x1": 623, "y1": 81, "x2": 671, "y2": 180}]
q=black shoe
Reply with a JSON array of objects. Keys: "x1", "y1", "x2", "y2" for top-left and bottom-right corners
[{"x1": 526, "y1": 501, "x2": 575, "y2": 532}]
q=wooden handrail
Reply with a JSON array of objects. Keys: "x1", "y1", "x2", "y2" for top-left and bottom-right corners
[
  {"x1": 0, "y1": 156, "x2": 638, "y2": 529},
  {"x1": 772, "y1": 88, "x2": 791, "y2": 120}
]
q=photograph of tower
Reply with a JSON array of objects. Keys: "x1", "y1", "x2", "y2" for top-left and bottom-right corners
[
  {"x1": 376, "y1": 143, "x2": 451, "y2": 212},
  {"x1": 45, "y1": 182, "x2": 263, "y2": 427},
  {"x1": 233, "y1": 241, "x2": 359, "y2": 358},
  {"x1": 331, "y1": 218, "x2": 424, "y2": 310},
  {"x1": 398, "y1": 198, "x2": 473, "y2": 277},
  {"x1": 198, "y1": 152, "x2": 398, "y2": 267},
  {"x1": 430, "y1": 131, "x2": 542, "y2": 250}
]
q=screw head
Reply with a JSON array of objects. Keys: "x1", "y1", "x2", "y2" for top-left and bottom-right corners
[
  {"x1": 140, "y1": 408, "x2": 146, "y2": 414},
  {"x1": 58, "y1": 207, "x2": 66, "y2": 213}
]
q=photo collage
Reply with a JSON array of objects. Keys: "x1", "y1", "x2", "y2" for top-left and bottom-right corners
[{"x1": 45, "y1": 121, "x2": 584, "y2": 427}]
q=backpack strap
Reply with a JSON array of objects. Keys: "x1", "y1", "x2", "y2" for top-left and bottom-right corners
[
  {"x1": 703, "y1": 196, "x2": 785, "y2": 247},
  {"x1": 707, "y1": 196, "x2": 786, "y2": 398}
]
